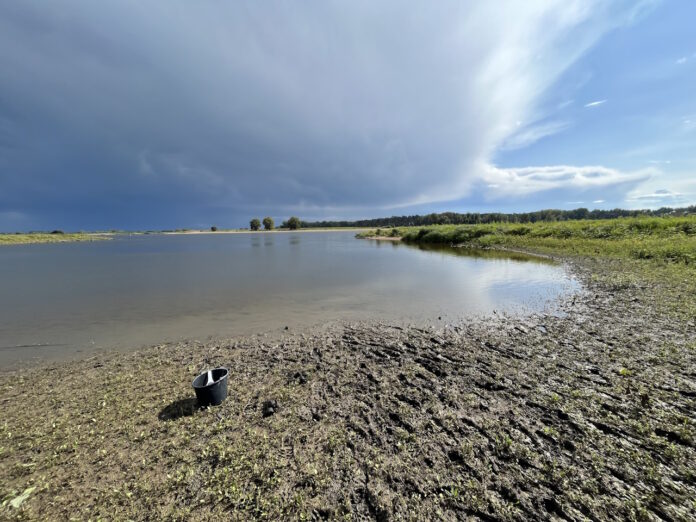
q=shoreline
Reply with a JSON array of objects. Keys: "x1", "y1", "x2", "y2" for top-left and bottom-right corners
[
  {"x1": 0, "y1": 229, "x2": 370, "y2": 245},
  {"x1": 360, "y1": 235, "x2": 402, "y2": 241},
  {"x1": 0, "y1": 232, "x2": 111, "y2": 246},
  {"x1": 162, "y1": 228, "x2": 369, "y2": 235},
  {"x1": 1, "y1": 251, "x2": 694, "y2": 519}
]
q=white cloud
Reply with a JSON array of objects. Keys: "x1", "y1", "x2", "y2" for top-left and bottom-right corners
[
  {"x1": 626, "y1": 189, "x2": 690, "y2": 208},
  {"x1": 624, "y1": 169, "x2": 696, "y2": 209},
  {"x1": 501, "y1": 120, "x2": 571, "y2": 150},
  {"x1": 481, "y1": 164, "x2": 653, "y2": 199},
  {"x1": 630, "y1": 189, "x2": 681, "y2": 200},
  {"x1": 584, "y1": 100, "x2": 607, "y2": 108},
  {"x1": 676, "y1": 56, "x2": 688, "y2": 64}
]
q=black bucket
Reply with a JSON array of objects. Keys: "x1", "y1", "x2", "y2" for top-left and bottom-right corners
[{"x1": 192, "y1": 367, "x2": 229, "y2": 407}]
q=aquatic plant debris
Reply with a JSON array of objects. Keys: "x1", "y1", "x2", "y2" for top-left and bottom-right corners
[{"x1": 4, "y1": 487, "x2": 36, "y2": 509}]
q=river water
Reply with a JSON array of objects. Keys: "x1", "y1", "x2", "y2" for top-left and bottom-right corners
[{"x1": 0, "y1": 231, "x2": 578, "y2": 366}]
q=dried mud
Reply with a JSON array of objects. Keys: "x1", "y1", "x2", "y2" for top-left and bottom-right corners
[{"x1": 1, "y1": 257, "x2": 695, "y2": 520}]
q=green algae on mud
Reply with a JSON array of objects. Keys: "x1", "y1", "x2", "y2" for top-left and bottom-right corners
[{"x1": 1, "y1": 250, "x2": 695, "y2": 520}]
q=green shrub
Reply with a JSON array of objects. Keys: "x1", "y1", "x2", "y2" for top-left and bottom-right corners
[
  {"x1": 505, "y1": 226, "x2": 531, "y2": 236},
  {"x1": 286, "y1": 216, "x2": 301, "y2": 230}
]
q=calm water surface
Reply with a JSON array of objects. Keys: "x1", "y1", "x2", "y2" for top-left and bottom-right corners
[{"x1": 0, "y1": 232, "x2": 578, "y2": 366}]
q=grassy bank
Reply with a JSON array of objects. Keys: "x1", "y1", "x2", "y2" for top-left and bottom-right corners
[
  {"x1": 357, "y1": 216, "x2": 696, "y2": 264},
  {"x1": 0, "y1": 233, "x2": 109, "y2": 245}
]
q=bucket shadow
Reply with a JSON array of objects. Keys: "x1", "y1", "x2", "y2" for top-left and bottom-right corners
[{"x1": 158, "y1": 397, "x2": 200, "y2": 421}]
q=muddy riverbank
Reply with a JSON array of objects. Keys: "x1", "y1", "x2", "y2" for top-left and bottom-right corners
[{"x1": 1, "y1": 255, "x2": 695, "y2": 520}]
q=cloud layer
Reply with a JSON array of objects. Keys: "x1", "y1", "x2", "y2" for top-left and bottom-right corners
[
  {"x1": 481, "y1": 165, "x2": 652, "y2": 204},
  {"x1": 483, "y1": 165, "x2": 652, "y2": 195},
  {"x1": 0, "y1": 1, "x2": 652, "y2": 228}
]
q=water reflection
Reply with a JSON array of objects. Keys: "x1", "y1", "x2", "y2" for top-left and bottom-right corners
[
  {"x1": 399, "y1": 242, "x2": 555, "y2": 265},
  {"x1": 0, "y1": 231, "x2": 577, "y2": 366}
]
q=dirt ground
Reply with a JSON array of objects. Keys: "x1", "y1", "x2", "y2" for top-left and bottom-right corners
[{"x1": 1, "y1": 256, "x2": 695, "y2": 520}]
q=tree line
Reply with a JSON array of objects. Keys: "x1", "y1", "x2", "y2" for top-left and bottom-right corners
[
  {"x1": 299, "y1": 206, "x2": 696, "y2": 228},
  {"x1": 230, "y1": 206, "x2": 696, "y2": 232},
  {"x1": 246, "y1": 216, "x2": 302, "y2": 230}
]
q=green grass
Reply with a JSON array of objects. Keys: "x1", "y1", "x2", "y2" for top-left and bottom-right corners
[
  {"x1": 0, "y1": 233, "x2": 109, "y2": 245},
  {"x1": 357, "y1": 216, "x2": 696, "y2": 265}
]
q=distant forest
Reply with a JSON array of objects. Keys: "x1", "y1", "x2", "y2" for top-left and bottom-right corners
[{"x1": 300, "y1": 206, "x2": 696, "y2": 228}]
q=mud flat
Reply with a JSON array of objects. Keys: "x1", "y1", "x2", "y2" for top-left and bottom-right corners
[{"x1": 1, "y1": 255, "x2": 695, "y2": 520}]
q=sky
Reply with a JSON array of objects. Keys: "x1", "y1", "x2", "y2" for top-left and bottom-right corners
[{"x1": 1, "y1": 0, "x2": 695, "y2": 231}]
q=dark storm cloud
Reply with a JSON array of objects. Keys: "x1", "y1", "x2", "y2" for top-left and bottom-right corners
[{"x1": 0, "y1": 1, "x2": 648, "y2": 229}]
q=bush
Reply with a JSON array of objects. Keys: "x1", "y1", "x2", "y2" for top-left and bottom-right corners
[
  {"x1": 505, "y1": 226, "x2": 531, "y2": 236},
  {"x1": 50, "y1": 230, "x2": 64, "y2": 235},
  {"x1": 250, "y1": 218, "x2": 261, "y2": 231},
  {"x1": 677, "y1": 222, "x2": 696, "y2": 235},
  {"x1": 210, "y1": 226, "x2": 218, "y2": 232},
  {"x1": 262, "y1": 217, "x2": 274, "y2": 231},
  {"x1": 286, "y1": 216, "x2": 301, "y2": 230}
]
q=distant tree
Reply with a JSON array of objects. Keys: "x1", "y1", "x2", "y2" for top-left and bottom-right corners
[
  {"x1": 50, "y1": 230, "x2": 64, "y2": 235},
  {"x1": 262, "y1": 217, "x2": 274, "y2": 230},
  {"x1": 250, "y1": 218, "x2": 261, "y2": 231},
  {"x1": 210, "y1": 226, "x2": 218, "y2": 232},
  {"x1": 286, "y1": 216, "x2": 301, "y2": 230}
]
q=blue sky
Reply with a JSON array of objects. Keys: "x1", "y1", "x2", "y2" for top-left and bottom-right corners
[
  {"x1": 0, "y1": 0, "x2": 694, "y2": 231},
  {"x1": 491, "y1": 1, "x2": 696, "y2": 212}
]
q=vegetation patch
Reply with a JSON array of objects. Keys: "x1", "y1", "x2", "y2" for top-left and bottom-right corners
[
  {"x1": 362, "y1": 217, "x2": 693, "y2": 277},
  {"x1": 0, "y1": 233, "x2": 110, "y2": 245},
  {"x1": 359, "y1": 215, "x2": 696, "y2": 263}
]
